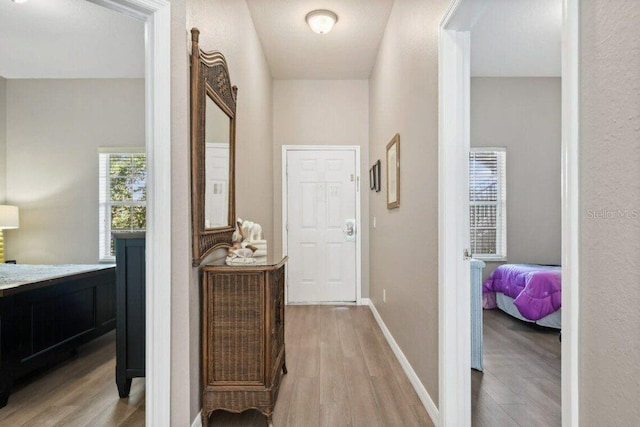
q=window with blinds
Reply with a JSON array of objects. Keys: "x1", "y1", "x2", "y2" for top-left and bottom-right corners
[
  {"x1": 99, "y1": 151, "x2": 147, "y2": 261},
  {"x1": 469, "y1": 148, "x2": 506, "y2": 260}
]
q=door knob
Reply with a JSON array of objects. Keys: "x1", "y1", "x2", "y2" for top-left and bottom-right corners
[{"x1": 344, "y1": 219, "x2": 356, "y2": 241}]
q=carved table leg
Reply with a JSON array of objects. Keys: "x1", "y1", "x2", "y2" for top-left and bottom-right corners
[
  {"x1": 282, "y1": 350, "x2": 287, "y2": 374},
  {"x1": 266, "y1": 414, "x2": 274, "y2": 427}
]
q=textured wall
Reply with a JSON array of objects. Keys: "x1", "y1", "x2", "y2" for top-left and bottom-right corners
[
  {"x1": 580, "y1": 1, "x2": 640, "y2": 424},
  {"x1": 369, "y1": 0, "x2": 450, "y2": 406},
  {"x1": 169, "y1": 0, "x2": 193, "y2": 424},
  {"x1": 0, "y1": 77, "x2": 6, "y2": 203},
  {"x1": 471, "y1": 77, "x2": 562, "y2": 281},
  {"x1": 272, "y1": 79, "x2": 370, "y2": 296},
  {"x1": 4, "y1": 79, "x2": 144, "y2": 264}
]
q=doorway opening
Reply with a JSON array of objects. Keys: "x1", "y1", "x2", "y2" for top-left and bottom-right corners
[
  {"x1": 88, "y1": 1, "x2": 172, "y2": 425},
  {"x1": 438, "y1": 0, "x2": 580, "y2": 426}
]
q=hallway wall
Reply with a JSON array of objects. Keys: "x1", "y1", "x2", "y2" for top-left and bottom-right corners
[
  {"x1": 579, "y1": 1, "x2": 640, "y2": 424},
  {"x1": 169, "y1": 0, "x2": 191, "y2": 424},
  {"x1": 368, "y1": 0, "x2": 450, "y2": 407}
]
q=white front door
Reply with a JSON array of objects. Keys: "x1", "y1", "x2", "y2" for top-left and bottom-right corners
[{"x1": 286, "y1": 149, "x2": 357, "y2": 303}]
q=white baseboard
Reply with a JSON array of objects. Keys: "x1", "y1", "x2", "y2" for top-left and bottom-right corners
[
  {"x1": 191, "y1": 412, "x2": 202, "y2": 427},
  {"x1": 364, "y1": 299, "x2": 440, "y2": 426}
]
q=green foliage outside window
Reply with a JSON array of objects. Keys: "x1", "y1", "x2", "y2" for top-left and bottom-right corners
[{"x1": 104, "y1": 153, "x2": 147, "y2": 258}]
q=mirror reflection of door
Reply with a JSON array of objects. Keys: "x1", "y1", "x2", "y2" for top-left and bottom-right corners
[
  {"x1": 204, "y1": 95, "x2": 231, "y2": 228},
  {"x1": 205, "y1": 143, "x2": 229, "y2": 228}
]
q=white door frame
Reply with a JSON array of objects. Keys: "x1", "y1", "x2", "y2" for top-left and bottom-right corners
[
  {"x1": 438, "y1": 1, "x2": 580, "y2": 426},
  {"x1": 281, "y1": 145, "x2": 362, "y2": 305},
  {"x1": 88, "y1": 1, "x2": 171, "y2": 425}
]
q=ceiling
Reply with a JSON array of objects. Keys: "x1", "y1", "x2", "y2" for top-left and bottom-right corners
[
  {"x1": 246, "y1": 0, "x2": 394, "y2": 80},
  {"x1": 471, "y1": 0, "x2": 562, "y2": 77},
  {"x1": 0, "y1": 0, "x2": 560, "y2": 80},
  {"x1": 0, "y1": 0, "x2": 144, "y2": 79}
]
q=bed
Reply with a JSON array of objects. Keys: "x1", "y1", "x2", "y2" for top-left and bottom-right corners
[
  {"x1": 482, "y1": 264, "x2": 561, "y2": 329},
  {"x1": 0, "y1": 263, "x2": 116, "y2": 407}
]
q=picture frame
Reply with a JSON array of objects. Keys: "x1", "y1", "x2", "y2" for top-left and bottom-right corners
[
  {"x1": 370, "y1": 160, "x2": 382, "y2": 192},
  {"x1": 386, "y1": 134, "x2": 400, "y2": 209},
  {"x1": 369, "y1": 166, "x2": 376, "y2": 190}
]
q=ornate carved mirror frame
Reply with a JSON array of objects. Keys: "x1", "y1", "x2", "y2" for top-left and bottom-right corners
[{"x1": 190, "y1": 28, "x2": 237, "y2": 266}]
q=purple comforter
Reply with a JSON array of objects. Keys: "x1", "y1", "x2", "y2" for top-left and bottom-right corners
[{"x1": 482, "y1": 264, "x2": 561, "y2": 321}]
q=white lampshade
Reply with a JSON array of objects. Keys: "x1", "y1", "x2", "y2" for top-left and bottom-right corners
[
  {"x1": 305, "y1": 10, "x2": 338, "y2": 34},
  {"x1": 0, "y1": 205, "x2": 19, "y2": 229}
]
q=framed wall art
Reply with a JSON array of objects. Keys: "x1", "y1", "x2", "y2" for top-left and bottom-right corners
[
  {"x1": 370, "y1": 160, "x2": 382, "y2": 192},
  {"x1": 386, "y1": 134, "x2": 400, "y2": 209},
  {"x1": 369, "y1": 166, "x2": 376, "y2": 190}
]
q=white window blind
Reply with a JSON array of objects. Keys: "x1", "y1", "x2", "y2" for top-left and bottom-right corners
[
  {"x1": 99, "y1": 151, "x2": 147, "y2": 262},
  {"x1": 469, "y1": 148, "x2": 506, "y2": 260}
]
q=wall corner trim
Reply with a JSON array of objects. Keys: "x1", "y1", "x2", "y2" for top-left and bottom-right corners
[
  {"x1": 364, "y1": 299, "x2": 440, "y2": 426},
  {"x1": 191, "y1": 412, "x2": 202, "y2": 427}
]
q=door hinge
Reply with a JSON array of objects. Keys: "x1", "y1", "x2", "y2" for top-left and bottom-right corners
[{"x1": 357, "y1": 176, "x2": 360, "y2": 192}]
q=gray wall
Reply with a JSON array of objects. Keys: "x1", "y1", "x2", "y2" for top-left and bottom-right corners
[
  {"x1": 273, "y1": 79, "x2": 370, "y2": 296},
  {"x1": 471, "y1": 77, "x2": 562, "y2": 281},
  {"x1": 0, "y1": 77, "x2": 6, "y2": 203},
  {"x1": 369, "y1": 0, "x2": 450, "y2": 406},
  {"x1": 4, "y1": 79, "x2": 144, "y2": 264},
  {"x1": 169, "y1": 0, "x2": 192, "y2": 424},
  {"x1": 580, "y1": 1, "x2": 640, "y2": 425}
]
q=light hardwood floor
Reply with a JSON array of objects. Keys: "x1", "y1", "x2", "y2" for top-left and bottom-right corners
[
  {"x1": 210, "y1": 305, "x2": 433, "y2": 426},
  {"x1": 0, "y1": 306, "x2": 432, "y2": 427},
  {"x1": 0, "y1": 331, "x2": 145, "y2": 427},
  {"x1": 472, "y1": 309, "x2": 561, "y2": 427},
  {"x1": 0, "y1": 306, "x2": 560, "y2": 427}
]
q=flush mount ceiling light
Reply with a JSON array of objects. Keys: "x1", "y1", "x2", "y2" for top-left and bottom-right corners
[
  {"x1": 305, "y1": 9, "x2": 338, "y2": 34},
  {"x1": 11, "y1": 0, "x2": 29, "y2": 3}
]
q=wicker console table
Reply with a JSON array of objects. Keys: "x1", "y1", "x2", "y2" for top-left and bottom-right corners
[{"x1": 200, "y1": 256, "x2": 287, "y2": 427}]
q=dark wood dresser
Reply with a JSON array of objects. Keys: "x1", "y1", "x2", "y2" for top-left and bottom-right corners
[
  {"x1": 113, "y1": 232, "x2": 146, "y2": 398},
  {"x1": 200, "y1": 256, "x2": 287, "y2": 427}
]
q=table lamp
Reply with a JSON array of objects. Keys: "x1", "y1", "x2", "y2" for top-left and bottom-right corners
[{"x1": 0, "y1": 205, "x2": 19, "y2": 263}]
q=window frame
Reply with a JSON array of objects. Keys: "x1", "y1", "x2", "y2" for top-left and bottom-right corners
[
  {"x1": 99, "y1": 147, "x2": 147, "y2": 262},
  {"x1": 469, "y1": 147, "x2": 507, "y2": 261}
]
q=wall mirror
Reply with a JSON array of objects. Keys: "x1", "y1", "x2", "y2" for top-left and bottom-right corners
[{"x1": 190, "y1": 28, "x2": 237, "y2": 266}]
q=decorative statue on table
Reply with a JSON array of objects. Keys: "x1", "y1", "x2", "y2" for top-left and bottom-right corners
[{"x1": 226, "y1": 218, "x2": 268, "y2": 265}]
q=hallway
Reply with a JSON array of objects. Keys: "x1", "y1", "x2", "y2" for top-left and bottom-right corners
[{"x1": 211, "y1": 305, "x2": 433, "y2": 426}]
